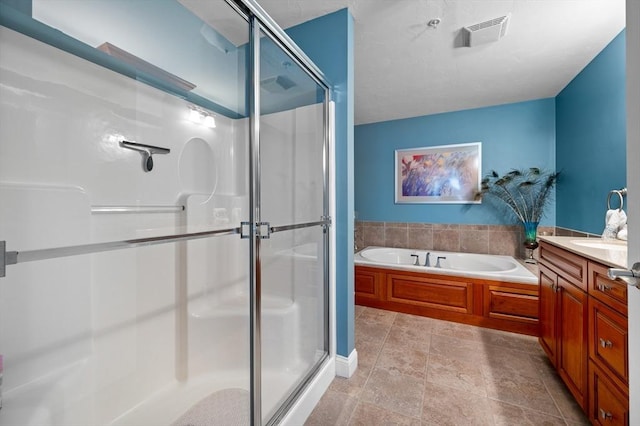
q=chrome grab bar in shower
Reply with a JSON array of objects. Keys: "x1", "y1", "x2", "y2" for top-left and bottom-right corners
[
  {"x1": 91, "y1": 205, "x2": 185, "y2": 214},
  {"x1": 0, "y1": 218, "x2": 331, "y2": 278},
  {"x1": 269, "y1": 219, "x2": 330, "y2": 234},
  {"x1": 0, "y1": 227, "x2": 240, "y2": 278}
]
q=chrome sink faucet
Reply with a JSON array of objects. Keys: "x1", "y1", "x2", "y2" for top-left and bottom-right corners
[
  {"x1": 410, "y1": 254, "x2": 420, "y2": 265},
  {"x1": 435, "y1": 256, "x2": 446, "y2": 268},
  {"x1": 424, "y1": 252, "x2": 431, "y2": 267}
]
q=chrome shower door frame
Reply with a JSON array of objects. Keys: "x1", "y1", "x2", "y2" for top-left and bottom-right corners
[{"x1": 235, "y1": 0, "x2": 333, "y2": 423}]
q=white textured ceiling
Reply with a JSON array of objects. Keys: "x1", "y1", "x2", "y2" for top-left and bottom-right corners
[{"x1": 218, "y1": 0, "x2": 625, "y2": 125}]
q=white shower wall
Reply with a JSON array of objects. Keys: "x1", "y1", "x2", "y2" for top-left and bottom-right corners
[
  {"x1": 0, "y1": 24, "x2": 326, "y2": 426},
  {"x1": 0, "y1": 25, "x2": 248, "y2": 425}
]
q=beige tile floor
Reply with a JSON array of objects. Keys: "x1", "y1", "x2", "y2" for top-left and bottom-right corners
[{"x1": 305, "y1": 306, "x2": 589, "y2": 426}]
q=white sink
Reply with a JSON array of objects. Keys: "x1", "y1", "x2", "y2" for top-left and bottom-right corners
[{"x1": 570, "y1": 240, "x2": 627, "y2": 251}]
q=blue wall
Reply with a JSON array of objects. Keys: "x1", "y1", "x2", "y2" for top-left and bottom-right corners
[
  {"x1": 556, "y1": 30, "x2": 627, "y2": 235},
  {"x1": 286, "y1": 13, "x2": 624, "y2": 362},
  {"x1": 288, "y1": 9, "x2": 355, "y2": 358},
  {"x1": 0, "y1": 1, "x2": 244, "y2": 118},
  {"x1": 355, "y1": 98, "x2": 557, "y2": 225}
]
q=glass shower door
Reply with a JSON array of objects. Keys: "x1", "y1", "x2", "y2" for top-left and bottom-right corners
[
  {"x1": 0, "y1": 1, "x2": 253, "y2": 425},
  {"x1": 255, "y1": 28, "x2": 329, "y2": 424}
]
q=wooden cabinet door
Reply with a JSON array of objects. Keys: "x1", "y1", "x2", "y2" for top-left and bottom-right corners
[
  {"x1": 557, "y1": 277, "x2": 588, "y2": 410},
  {"x1": 355, "y1": 267, "x2": 383, "y2": 304},
  {"x1": 539, "y1": 264, "x2": 558, "y2": 366},
  {"x1": 589, "y1": 360, "x2": 629, "y2": 426}
]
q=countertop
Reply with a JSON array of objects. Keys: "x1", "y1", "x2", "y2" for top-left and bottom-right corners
[{"x1": 538, "y1": 236, "x2": 628, "y2": 269}]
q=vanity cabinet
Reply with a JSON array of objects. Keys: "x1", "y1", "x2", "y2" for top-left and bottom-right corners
[
  {"x1": 538, "y1": 241, "x2": 629, "y2": 425},
  {"x1": 537, "y1": 260, "x2": 588, "y2": 410}
]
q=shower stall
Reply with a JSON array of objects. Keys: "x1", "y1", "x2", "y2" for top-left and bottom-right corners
[{"x1": 0, "y1": 0, "x2": 333, "y2": 424}]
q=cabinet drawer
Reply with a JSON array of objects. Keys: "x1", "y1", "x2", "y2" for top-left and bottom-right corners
[
  {"x1": 588, "y1": 360, "x2": 629, "y2": 426},
  {"x1": 589, "y1": 262, "x2": 628, "y2": 315},
  {"x1": 539, "y1": 242, "x2": 588, "y2": 291},
  {"x1": 387, "y1": 273, "x2": 473, "y2": 313},
  {"x1": 485, "y1": 285, "x2": 538, "y2": 324},
  {"x1": 589, "y1": 297, "x2": 628, "y2": 384}
]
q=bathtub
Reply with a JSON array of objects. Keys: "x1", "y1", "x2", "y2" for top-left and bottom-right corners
[{"x1": 354, "y1": 246, "x2": 537, "y2": 284}]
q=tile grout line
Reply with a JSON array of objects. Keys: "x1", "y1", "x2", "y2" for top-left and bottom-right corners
[
  {"x1": 419, "y1": 331, "x2": 433, "y2": 423},
  {"x1": 344, "y1": 308, "x2": 584, "y2": 425},
  {"x1": 540, "y1": 376, "x2": 574, "y2": 425},
  {"x1": 345, "y1": 307, "x2": 397, "y2": 425},
  {"x1": 389, "y1": 312, "x2": 424, "y2": 422},
  {"x1": 485, "y1": 395, "x2": 569, "y2": 424},
  {"x1": 480, "y1": 344, "x2": 570, "y2": 423},
  {"x1": 427, "y1": 326, "x2": 498, "y2": 425},
  {"x1": 344, "y1": 400, "x2": 359, "y2": 426},
  {"x1": 426, "y1": 318, "x2": 567, "y2": 425},
  {"x1": 343, "y1": 306, "x2": 372, "y2": 426}
]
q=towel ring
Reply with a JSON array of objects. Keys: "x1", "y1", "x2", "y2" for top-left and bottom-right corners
[{"x1": 607, "y1": 190, "x2": 625, "y2": 211}]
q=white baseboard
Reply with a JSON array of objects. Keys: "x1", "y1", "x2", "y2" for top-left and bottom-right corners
[{"x1": 335, "y1": 348, "x2": 358, "y2": 378}]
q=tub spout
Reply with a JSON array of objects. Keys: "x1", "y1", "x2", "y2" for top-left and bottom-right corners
[{"x1": 424, "y1": 252, "x2": 431, "y2": 267}]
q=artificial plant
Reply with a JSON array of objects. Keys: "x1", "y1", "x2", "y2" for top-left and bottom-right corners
[{"x1": 476, "y1": 167, "x2": 559, "y2": 226}]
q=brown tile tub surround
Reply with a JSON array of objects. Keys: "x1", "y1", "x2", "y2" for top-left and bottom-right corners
[
  {"x1": 355, "y1": 221, "x2": 555, "y2": 259},
  {"x1": 554, "y1": 226, "x2": 600, "y2": 238}
]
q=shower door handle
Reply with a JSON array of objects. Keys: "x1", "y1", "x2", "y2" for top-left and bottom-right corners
[
  {"x1": 257, "y1": 222, "x2": 271, "y2": 239},
  {"x1": 239, "y1": 222, "x2": 271, "y2": 239},
  {"x1": 240, "y1": 222, "x2": 252, "y2": 239}
]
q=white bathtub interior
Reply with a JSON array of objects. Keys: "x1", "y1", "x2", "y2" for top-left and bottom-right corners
[
  {"x1": 0, "y1": 7, "x2": 330, "y2": 424},
  {"x1": 355, "y1": 246, "x2": 538, "y2": 284}
]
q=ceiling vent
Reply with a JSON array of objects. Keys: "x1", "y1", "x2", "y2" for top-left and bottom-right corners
[
  {"x1": 462, "y1": 14, "x2": 510, "y2": 47},
  {"x1": 261, "y1": 75, "x2": 296, "y2": 93}
]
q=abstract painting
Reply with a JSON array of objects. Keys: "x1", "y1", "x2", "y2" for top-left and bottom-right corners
[{"x1": 395, "y1": 142, "x2": 481, "y2": 204}]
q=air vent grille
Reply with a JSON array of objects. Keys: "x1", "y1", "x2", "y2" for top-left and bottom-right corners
[
  {"x1": 261, "y1": 75, "x2": 296, "y2": 93},
  {"x1": 462, "y1": 14, "x2": 510, "y2": 47}
]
